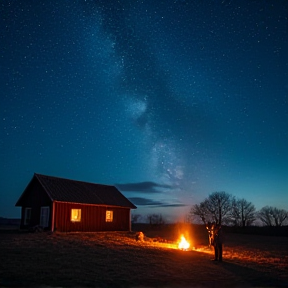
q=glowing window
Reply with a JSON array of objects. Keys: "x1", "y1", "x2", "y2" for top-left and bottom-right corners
[
  {"x1": 71, "y1": 209, "x2": 81, "y2": 222},
  {"x1": 106, "y1": 210, "x2": 113, "y2": 222}
]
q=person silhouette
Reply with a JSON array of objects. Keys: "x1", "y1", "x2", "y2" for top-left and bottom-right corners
[{"x1": 213, "y1": 224, "x2": 223, "y2": 262}]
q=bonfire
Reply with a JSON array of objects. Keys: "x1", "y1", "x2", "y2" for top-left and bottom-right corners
[{"x1": 178, "y1": 235, "x2": 190, "y2": 251}]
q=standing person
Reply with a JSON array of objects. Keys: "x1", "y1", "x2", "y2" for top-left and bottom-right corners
[{"x1": 213, "y1": 224, "x2": 224, "y2": 262}]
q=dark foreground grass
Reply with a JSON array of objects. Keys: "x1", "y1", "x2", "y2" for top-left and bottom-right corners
[{"x1": 0, "y1": 225, "x2": 287, "y2": 287}]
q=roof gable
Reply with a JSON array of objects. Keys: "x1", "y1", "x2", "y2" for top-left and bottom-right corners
[{"x1": 17, "y1": 173, "x2": 136, "y2": 209}]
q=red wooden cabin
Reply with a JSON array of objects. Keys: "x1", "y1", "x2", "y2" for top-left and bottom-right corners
[{"x1": 15, "y1": 173, "x2": 136, "y2": 232}]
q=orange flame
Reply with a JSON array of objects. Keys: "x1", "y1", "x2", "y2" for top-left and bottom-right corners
[{"x1": 178, "y1": 235, "x2": 190, "y2": 250}]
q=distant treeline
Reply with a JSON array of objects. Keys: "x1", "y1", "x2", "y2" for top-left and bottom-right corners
[
  {"x1": 0, "y1": 217, "x2": 21, "y2": 226},
  {"x1": 132, "y1": 223, "x2": 288, "y2": 237},
  {"x1": 223, "y1": 225, "x2": 288, "y2": 237}
]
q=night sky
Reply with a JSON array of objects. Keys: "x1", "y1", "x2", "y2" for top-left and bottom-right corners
[{"x1": 1, "y1": 0, "x2": 288, "y2": 222}]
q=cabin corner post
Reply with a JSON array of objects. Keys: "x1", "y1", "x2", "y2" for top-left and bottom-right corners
[
  {"x1": 129, "y1": 209, "x2": 131, "y2": 231},
  {"x1": 51, "y1": 201, "x2": 55, "y2": 232}
]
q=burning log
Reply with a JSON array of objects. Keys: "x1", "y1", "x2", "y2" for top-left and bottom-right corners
[{"x1": 135, "y1": 231, "x2": 144, "y2": 241}]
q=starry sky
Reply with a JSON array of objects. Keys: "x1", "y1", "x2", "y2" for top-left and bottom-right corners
[{"x1": 1, "y1": 0, "x2": 288, "y2": 222}]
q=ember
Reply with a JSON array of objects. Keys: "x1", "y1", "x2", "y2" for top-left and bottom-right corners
[{"x1": 178, "y1": 235, "x2": 190, "y2": 251}]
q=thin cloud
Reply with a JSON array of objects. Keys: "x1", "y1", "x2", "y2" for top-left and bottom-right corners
[
  {"x1": 128, "y1": 197, "x2": 164, "y2": 206},
  {"x1": 154, "y1": 203, "x2": 187, "y2": 208},
  {"x1": 128, "y1": 197, "x2": 186, "y2": 208},
  {"x1": 116, "y1": 181, "x2": 173, "y2": 193}
]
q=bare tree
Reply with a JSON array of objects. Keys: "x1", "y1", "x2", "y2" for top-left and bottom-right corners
[
  {"x1": 146, "y1": 214, "x2": 165, "y2": 225},
  {"x1": 190, "y1": 200, "x2": 213, "y2": 224},
  {"x1": 231, "y1": 198, "x2": 256, "y2": 227},
  {"x1": 258, "y1": 206, "x2": 274, "y2": 226},
  {"x1": 206, "y1": 191, "x2": 232, "y2": 225},
  {"x1": 258, "y1": 206, "x2": 288, "y2": 226},
  {"x1": 272, "y1": 208, "x2": 288, "y2": 226},
  {"x1": 190, "y1": 191, "x2": 232, "y2": 225},
  {"x1": 131, "y1": 214, "x2": 142, "y2": 224}
]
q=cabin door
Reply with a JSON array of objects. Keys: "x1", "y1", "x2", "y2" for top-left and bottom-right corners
[{"x1": 40, "y1": 206, "x2": 50, "y2": 228}]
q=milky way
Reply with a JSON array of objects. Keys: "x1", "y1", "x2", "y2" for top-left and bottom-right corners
[{"x1": 1, "y1": 0, "x2": 288, "y2": 221}]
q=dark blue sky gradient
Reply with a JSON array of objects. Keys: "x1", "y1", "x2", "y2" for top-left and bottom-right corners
[{"x1": 1, "y1": 0, "x2": 288, "y2": 221}]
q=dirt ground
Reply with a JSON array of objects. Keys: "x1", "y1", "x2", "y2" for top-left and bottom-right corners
[{"x1": 0, "y1": 225, "x2": 287, "y2": 287}]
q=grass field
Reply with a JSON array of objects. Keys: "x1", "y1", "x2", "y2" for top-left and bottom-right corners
[{"x1": 0, "y1": 224, "x2": 287, "y2": 287}]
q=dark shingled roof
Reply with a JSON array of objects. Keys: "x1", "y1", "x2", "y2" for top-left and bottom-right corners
[{"x1": 17, "y1": 173, "x2": 136, "y2": 209}]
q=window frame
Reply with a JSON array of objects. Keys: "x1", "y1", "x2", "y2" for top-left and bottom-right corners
[
  {"x1": 40, "y1": 206, "x2": 50, "y2": 228},
  {"x1": 24, "y1": 207, "x2": 31, "y2": 225},
  {"x1": 71, "y1": 209, "x2": 81, "y2": 222},
  {"x1": 106, "y1": 210, "x2": 113, "y2": 222}
]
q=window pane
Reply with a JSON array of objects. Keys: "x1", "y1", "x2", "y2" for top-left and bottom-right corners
[
  {"x1": 24, "y1": 208, "x2": 31, "y2": 225},
  {"x1": 71, "y1": 209, "x2": 81, "y2": 222},
  {"x1": 106, "y1": 210, "x2": 113, "y2": 222},
  {"x1": 40, "y1": 207, "x2": 49, "y2": 227}
]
